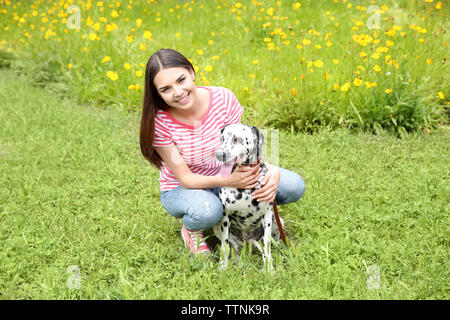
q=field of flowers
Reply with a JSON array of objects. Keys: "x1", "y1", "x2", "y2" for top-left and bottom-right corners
[{"x1": 0, "y1": 0, "x2": 448, "y2": 134}]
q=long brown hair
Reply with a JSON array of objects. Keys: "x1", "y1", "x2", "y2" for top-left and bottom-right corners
[{"x1": 140, "y1": 48, "x2": 195, "y2": 169}]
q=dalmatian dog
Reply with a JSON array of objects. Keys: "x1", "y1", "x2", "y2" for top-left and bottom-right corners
[{"x1": 213, "y1": 124, "x2": 283, "y2": 273}]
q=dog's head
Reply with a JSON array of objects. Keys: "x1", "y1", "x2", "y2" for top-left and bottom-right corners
[{"x1": 215, "y1": 124, "x2": 264, "y2": 178}]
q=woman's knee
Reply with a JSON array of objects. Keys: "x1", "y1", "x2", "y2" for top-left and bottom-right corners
[
  {"x1": 182, "y1": 194, "x2": 224, "y2": 231},
  {"x1": 278, "y1": 169, "x2": 306, "y2": 204},
  {"x1": 291, "y1": 175, "x2": 306, "y2": 202}
]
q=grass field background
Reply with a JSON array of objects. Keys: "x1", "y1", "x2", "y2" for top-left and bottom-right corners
[
  {"x1": 0, "y1": 0, "x2": 448, "y2": 300},
  {"x1": 1, "y1": 68, "x2": 448, "y2": 299}
]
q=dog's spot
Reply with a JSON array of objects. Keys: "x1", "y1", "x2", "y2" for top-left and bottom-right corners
[
  {"x1": 223, "y1": 221, "x2": 228, "y2": 227},
  {"x1": 235, "y1": 193, "x2": 242, "y2": 200},
  {"x1": 251, "y1": 199, "x2": 259, "y2": 206}
]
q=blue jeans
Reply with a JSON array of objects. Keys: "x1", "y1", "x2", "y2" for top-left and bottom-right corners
[{"x1": 160, "y1": 167, "x2": 305, "y2": 231}]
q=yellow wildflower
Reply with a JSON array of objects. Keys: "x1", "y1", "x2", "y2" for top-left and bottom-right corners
[
  {"x1": 143, "y1": 30, "x2": 152, "y2": 40},
  {"x1": 341, "y1": 82, "x2": 351, "y2": 92},
  {"x1": 314, "y1": 60, "x2": 323, "y2": 68},
  {"x1": 364, "y1": 81, "x2": 377, "y2": 88},
  {"x1": 106, "y1": 23, "x2": 118, "y2": 32},
  {"x1": 353, "y1": 78, "x2": 363, "y2": 87},
  {"x1": 102, "y1": 56, "x2": 111, "y2": 63},
  {"x1": 438, "y1": 92, "x2": 445, "y2": 99},
  {"x1": 124, "y1": 62, "x2": 131, "y2": 70},
  {"x1": 385, "y1": 89, "x2": 392, "y2": 94},
  {"x1": 106, "y1": 71, "x2": 119, "y2": 81}
]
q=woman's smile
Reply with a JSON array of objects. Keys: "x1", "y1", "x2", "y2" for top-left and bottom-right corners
[{"x1": 175, "y1": 92, "x2": 190, "y2": 104}]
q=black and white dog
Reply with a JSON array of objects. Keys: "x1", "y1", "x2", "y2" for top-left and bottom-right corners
[{"x1": 214, "y1": 124, "x2": 283, "y2": 273}]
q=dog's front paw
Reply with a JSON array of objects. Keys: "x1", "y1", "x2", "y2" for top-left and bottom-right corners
[
  {"x1": 218, "y1": 259, "x2": 229, "y2": 270},
  {"x1": 263, "y1": 258, "x2": 275, "y2": 275}
]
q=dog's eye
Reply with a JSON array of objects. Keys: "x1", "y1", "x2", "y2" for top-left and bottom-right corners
[{"x1": 233, "y1": 137, "x2": 242, "y2": 143}]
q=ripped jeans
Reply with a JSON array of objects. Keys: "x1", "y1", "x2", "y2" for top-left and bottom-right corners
[{"x1": 160, "y1": 167, "x2": 305, "y2": 231}]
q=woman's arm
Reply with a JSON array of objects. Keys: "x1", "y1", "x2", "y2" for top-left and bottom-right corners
[{"x1": 154, "y1": 145, "x2": 228, "y2": 189}]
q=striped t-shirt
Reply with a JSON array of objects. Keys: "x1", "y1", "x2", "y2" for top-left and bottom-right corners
[{"x1": 152, "y1": 86, "x2": 244, "y2": 191}]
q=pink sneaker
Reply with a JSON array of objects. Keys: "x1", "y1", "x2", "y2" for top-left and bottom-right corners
[{"x1": 181, "y1": 225, "x2": 211, "y2": 254}]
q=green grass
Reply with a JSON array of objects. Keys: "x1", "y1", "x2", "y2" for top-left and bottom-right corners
[{"x1": 0, "y1": 69, "x2": 448, "y2": 299}]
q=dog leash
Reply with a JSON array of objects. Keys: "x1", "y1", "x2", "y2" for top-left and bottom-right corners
[{"x1": 273, "y1": 198, "x2": 288, "y2": 246}]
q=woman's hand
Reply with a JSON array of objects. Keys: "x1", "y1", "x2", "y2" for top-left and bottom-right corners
[
  {"x1": 223, "y1": 163, "x2": 261, "y2": 189},
  {"x1": 252, "y1": 165, "x2": 280, "y2": 203}
]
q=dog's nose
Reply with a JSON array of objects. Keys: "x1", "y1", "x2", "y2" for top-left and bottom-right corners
[{"x1": 215, "y1": 150, "x2": 226, "y2": 162}]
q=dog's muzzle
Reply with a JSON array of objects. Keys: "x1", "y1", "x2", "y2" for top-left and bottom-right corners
[{"x1": 215, "y1": 150, "x2": 228, "y2": 162}]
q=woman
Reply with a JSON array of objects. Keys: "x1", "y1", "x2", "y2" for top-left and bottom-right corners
[{"x1": 140, "y1": 48, "x2": 305, "y2": 254}]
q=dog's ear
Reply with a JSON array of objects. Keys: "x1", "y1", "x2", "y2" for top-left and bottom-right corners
[
  {"x1": 220, "y1": 125, "x2": 229, "y2": 135},
  {"x1": 250, "y1": 126, "x2": 264, "y2": 158}
]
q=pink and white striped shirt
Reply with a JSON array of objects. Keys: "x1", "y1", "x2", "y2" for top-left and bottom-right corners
[{"x1": 152, "y1": 86, "x2": 244, "y2": 191}]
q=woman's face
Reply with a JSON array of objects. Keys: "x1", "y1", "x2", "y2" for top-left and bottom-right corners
[{"x1": 153, "y1": 67, "x2": 197, "y2": 111}]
